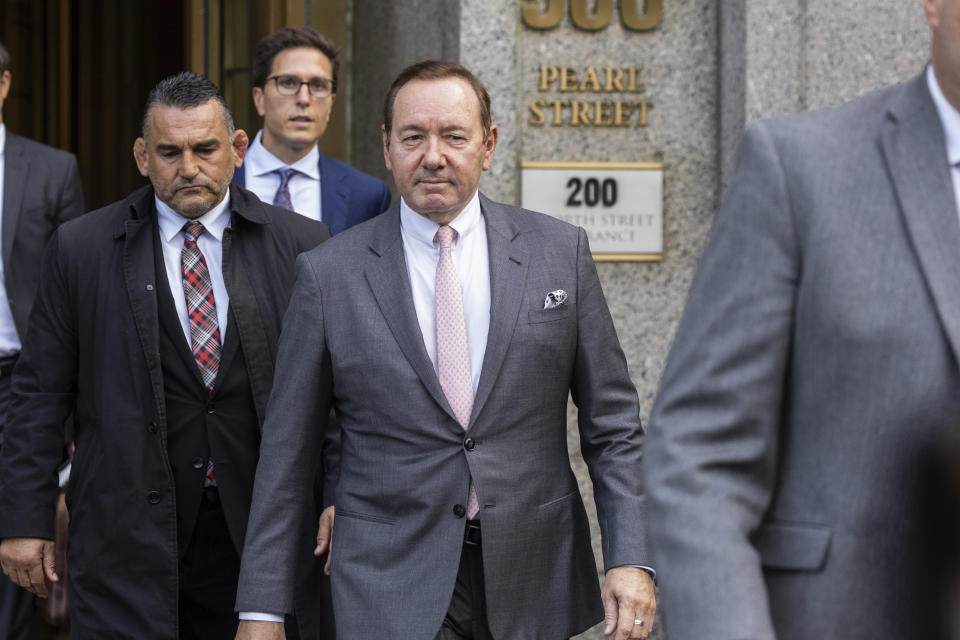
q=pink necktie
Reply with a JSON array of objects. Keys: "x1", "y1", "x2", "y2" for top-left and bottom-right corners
[{"x1": 435, "y1": 225, "x2": 479, "y2": 519}]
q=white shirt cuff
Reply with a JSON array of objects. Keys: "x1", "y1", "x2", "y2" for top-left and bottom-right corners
[{"x1": 238, "y1": 612, "x2": 285, "y2": 623}]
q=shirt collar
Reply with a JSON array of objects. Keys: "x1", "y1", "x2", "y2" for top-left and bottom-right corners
[
  {"x1": 245, "y1": 129, "x2": 320, "y2": 181},
  {"x1": 0, "y1": 123, "x2": 6, "y2": 158},
  {"x1": 927, "y1": 64, "x2": 960, "y2": 166},
  {"x1": 155, "y1": 190, "x2": 232, "y2": 244},
  {"x1": 399, "y1": 190, "x2": 483, "y2": 249}
]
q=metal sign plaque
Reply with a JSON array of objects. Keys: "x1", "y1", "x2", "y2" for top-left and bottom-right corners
[{"x1": 521, "y1": 161, "x2": 663, "y2": 261}]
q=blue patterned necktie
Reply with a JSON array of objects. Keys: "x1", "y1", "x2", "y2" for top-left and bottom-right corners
[{"x1": 272, "y1": 168, "x2": 297, "y2": 211}]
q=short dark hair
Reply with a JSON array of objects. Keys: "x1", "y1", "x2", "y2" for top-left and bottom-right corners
[
  {"x1": 383, "y1": 61, "x2": 492, "y2": 144},
  {"x1": 0, "y1": 40, "x2": 9, "y2": 75},
  {"x1": 252, "y1": 27, "x2": 339, "y2": 93},
  {"x1": 141, "y1": 72, "x2": 235, "y2": 142}
]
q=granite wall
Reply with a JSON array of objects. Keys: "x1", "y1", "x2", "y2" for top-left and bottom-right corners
[{"x1": 351, "y1": 2, "x2": 931, "y2": 638}]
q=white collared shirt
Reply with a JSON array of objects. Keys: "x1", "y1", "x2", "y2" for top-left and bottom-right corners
[
  {"x1": 927, "y1": 64, "x2": 960, "y2": 219},
  {"x1": 154, "y1": 193, "x2": 232, "y2": 345},
  {"x1": 0, "y1": 123, "x2": 21, "y2": 356},
  {"x1": 243, "y1": 129, "x2": 322, "y2": 222},
  {"x1": 400, "y1": 191, "x2": 491, "y2": 392}
]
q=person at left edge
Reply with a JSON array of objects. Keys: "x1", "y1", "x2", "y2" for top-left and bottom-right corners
[
  {"x1": 0, "y1": 72, "x2": 330, "y2": 640},
  {"x1": 0, "y1": 38, "x2": 84, "y2": 640},
  {"x1": 233, "y1": 26, "x2": 390, "y2": 233}
]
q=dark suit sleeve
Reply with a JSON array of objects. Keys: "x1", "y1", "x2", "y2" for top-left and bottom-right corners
[
  {"x1": 644, "y1": 122, "x2": 800, "y2": 640},
  {"x1": 55, "y1": 154, "x2": 85, "y2": 224},
  {"x1": 0, "y1": 230, "x2": 77, "y2": 539},
  {"x1": 569, "y1": 228, "x2": 649, "y2": 571},
  {"x1": 236, "y1": 253, "x2": 333, "y2": 615}
]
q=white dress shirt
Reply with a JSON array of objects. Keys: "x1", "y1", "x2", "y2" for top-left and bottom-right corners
[
  {"x1": 400, "y1": 190, "x2": 491, "y2": 390},
  {"x1": 243, "y1": 130, "x2": 322, "y2": 222},
  {"x1": 154, "y1": 193, "x2": 232, "y2": 344},
  {"x1": 0, "y1": 123, "x2": 22, "y2": 357},
  {"x1": 927, "y1": 64, "x2": 960, "y2": 217}
]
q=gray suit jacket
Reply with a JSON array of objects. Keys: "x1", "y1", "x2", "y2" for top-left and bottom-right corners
[
  {"x1": 3, "y1": 132, "x2": 83, "y2": 340},
  {"x1": 645, "y1": 70, "x2": 960, "y2": 639},
  {"x1": 237, "y1": 194, "x2": 648, "y2": 639}
]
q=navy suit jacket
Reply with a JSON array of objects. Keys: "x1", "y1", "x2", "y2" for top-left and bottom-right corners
[{"x1": 232, "y1": 149, "x2": 391, "y2": 235}]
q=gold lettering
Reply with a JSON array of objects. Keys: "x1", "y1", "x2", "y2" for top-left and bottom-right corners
[
  {"x1": 571, "y1": 101, "x2": 591, "y2": 126},
  {"x1": 594, "y1": 100, "x2": 614, "y2": 126},
  {"x1": 539, "y1": 66, "x2": 559, "y2": 91},
  {"x1": 559, "y1": 67, "x2": 578, "y2": 92},
  {"x1": 620, "y1": 0, "x2": 663, "y2": 31},
  {"x1": 571, "y1": 0, "x2": 614, "y2": 31},
  {"x1": 605, "y1": 67, "x2": 624, "y2": 92},
  {"x1": 614, "y1": 101, "x2": 633, "y2": 126},
  {"x1": 579, "y1": 67, "x2": 601, "y2": 92},
  {"x1": 636, "y1": 100, "x2": 652, "y2": 127},
  {"x1": 627, "y1": 67, "x2": 647, "y2": 93},
  {"x1": 522, "y1": 0, "x2": 563, "y2": 30},
  {"x1": 550, "y1": 100, "x2": 569, "y2": 125},
  {"x1": 529, "y1": 100, "x2": 546, "y2": 125}
]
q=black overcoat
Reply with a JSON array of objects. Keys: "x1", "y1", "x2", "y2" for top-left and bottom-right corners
[{"x1": 0, "y1": 184, "x2": 330, "y2": 639}]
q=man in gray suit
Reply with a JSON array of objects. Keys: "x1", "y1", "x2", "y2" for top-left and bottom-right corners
[
  {"x1": 0, "y1": 39, "x2": 83, "y2": 640},
  {"x1": 235, "y1": 61, "x2": 655, "y2": 640},
  {"x1": 645, "y1": 2, "x2": 960, "y2": 638}
]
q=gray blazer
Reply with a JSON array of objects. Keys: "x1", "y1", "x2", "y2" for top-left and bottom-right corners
[
  {"x1": 645, "y1": 71, "x2": 960, "y2": 639},
  {"x1": 237, "y1": 194, "x2": 648, "y2": 639},
  {"x1": 3, "y1": 132, "x2": 83, "y2": 340}
]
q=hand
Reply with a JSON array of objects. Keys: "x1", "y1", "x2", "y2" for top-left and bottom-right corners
[
  {"x1": 0, "y1": 537, "x2": 58, "y2": 597},
  {"x1": 314, "y1": 505, "x2": 335, "y2": 575},
  {"x1": 235, "y1": 620, "x2": 285, "y2": 640},
  {"x1": 601, "y1": 566, "x2": 656, "y2": 639}
]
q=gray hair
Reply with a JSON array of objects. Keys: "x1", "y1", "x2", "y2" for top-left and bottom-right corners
[{"x1": 141, "y1": 72, "x2": 235, "y2": 142}]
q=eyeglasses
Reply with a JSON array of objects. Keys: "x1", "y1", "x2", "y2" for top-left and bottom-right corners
[{"x1": 267, "y1": 75, "x2": 336, "y2": 99}]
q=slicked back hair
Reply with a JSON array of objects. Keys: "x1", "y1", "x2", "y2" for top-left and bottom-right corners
[
  {"x1": 383, "y1": 61, "x2": 492, "y2": 144},
  {"x1": 141, "y1": 72, "x2": 235, "y2": 143},
  {"x1": 252, "y1": 27, "x2": 340, "y2": 93}
]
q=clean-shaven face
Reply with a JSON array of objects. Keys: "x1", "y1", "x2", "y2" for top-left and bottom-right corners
[
  {"x1": 382, "y1": 77, "x2": 498, "y2": 225},
  {"x1": 253, "y1": 47, "x2": 335, "y2": 163}
]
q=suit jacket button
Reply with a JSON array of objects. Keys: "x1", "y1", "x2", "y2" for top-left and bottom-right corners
[
  {"x1": 191, "y1": 457, "x2": 204, "y2": 470},
  {"x1": 148, "y1": 421, "x2": 158, "y2": 433},
  {"x1": 146, "y1": 490, "x2": 161, "y2": 504},
  {"x1": 206, "y1": 404, "x2": 216, "y2": 415},
  {"x1": 463, "y1": 437, "x2": 475, "y2": 451},
  {"x1": 453, "y1": 504, "x2": 466, "y2": 518}
]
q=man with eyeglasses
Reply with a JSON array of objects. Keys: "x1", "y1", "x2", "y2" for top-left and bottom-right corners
[{"x1": 233, "y1": 27, "x2": 390, "y2": 234}]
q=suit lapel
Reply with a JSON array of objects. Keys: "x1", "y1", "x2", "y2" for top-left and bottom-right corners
[
  {"x1": 882, "y1": 73, "x2": 960, "y2": 362},
  {"x1": 364, "y1": 206, "x2": 459, "y2": 423},
  {"x1": 319, "y1": 153, "x2": 349, "y2": 234},
  {"x1": 3, "y1": 134, "x2": 27, "y2": 272},
  {"x1": 471, "y1": 196, "x2": 529, "y2": 426},
  {"x1": 120, "y1": 191, "x2": 166, "y2": 425}
]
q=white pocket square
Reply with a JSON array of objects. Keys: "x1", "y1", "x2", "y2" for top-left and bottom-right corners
[{"x1": 543, "y1": 289, "x2": 568, "y2": 309}]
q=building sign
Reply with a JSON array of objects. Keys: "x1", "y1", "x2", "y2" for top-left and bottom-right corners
[
  {"x1": 521, "y1": 0, "x2": 662, "y2": 32},
  {"x1": 529, "y1": 66, "x2": 652, "y2": 128},
  {"x1": 521, "y1": 162, "x2": 663, "y2": 261}
]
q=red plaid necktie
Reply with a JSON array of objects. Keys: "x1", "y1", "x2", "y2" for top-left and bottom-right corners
[{"x1": 181, "y1": 221, "x2": 222, "y2": 391}]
